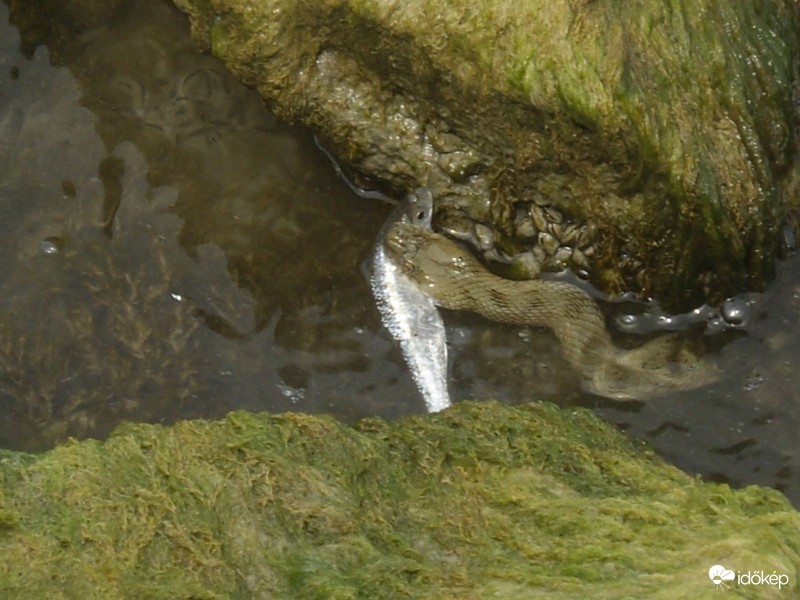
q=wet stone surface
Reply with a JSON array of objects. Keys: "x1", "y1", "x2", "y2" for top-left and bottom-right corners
[{"x1": 0, "y1": 0, "x2": 799, "y2": 508}]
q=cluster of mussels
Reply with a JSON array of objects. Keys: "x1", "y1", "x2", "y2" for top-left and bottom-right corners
[
  {"x1": 510, "y1": 198, "x2": 600, "y2": 278},
  {"x1": 439, "y1": 196, "x2": 601, "y2": 281}
]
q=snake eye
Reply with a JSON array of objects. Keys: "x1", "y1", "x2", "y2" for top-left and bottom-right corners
[{"x1": 416, "y1": 210, "x2": 425, "y2": 220}]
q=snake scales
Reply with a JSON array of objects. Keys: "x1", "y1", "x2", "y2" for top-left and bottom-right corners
[{"x1": 383, "y1": 203, "x2": 719, "y2": 401}]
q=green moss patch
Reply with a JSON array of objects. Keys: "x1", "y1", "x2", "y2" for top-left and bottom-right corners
[{"x1": 0, "y1": 401, "x2": 797, "y2": 598}]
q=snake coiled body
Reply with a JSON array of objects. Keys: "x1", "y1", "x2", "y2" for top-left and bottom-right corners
[{"x1": 385, "y1": 220, "x2": 718, "y2": 400}]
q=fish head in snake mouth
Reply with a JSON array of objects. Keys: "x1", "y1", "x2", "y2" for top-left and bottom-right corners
[
  {"x1": 384, "y1": 222, "x2": 476, "y2": 296},
  {"x1": 400, "y1": 187, "x2": 434, "y2": 228}
]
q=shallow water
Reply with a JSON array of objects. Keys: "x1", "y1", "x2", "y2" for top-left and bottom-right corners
[{"x1": 1, "y1": 0, "x2": 798, "y2": 507}]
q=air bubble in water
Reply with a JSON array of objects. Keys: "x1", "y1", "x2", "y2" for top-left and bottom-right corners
[
  {"x1": 721, "y1": 297, "x2": 750, "y2": 326},
  {"x1": 656, "y1": 315, "x2": 673, "y2": 327},
  {"x1": 38, "y1": 238, "x2": 60, "y2": 256},
  {"x1": 616, "y1": 313, "x2": 639, "y2": 331}
]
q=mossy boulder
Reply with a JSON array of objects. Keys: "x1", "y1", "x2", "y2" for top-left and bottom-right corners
[
  {"x1": 0, "y1": 401, "x2": 797, "y2": 598},
  {"x1": 173, "y1": 0, "x2": 799, "y2": 310}
]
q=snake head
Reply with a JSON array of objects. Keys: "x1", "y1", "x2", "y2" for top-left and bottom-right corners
[
  {"x1": 384, "y1": 221, "x2": 477, "y2": 299},
  {"x1": 385, "y1": 223, "x2": 428, "y2": 273}
]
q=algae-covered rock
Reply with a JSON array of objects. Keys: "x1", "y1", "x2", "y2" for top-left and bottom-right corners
[
  {"x1": 173, "y1": 0, "x2": 799, "y2": 310},
  {"x1": 0, "y1": 401, "x2": 797, "y2": 598}
]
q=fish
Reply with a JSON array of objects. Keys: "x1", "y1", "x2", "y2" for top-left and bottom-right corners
[{"x1": 370, "y1": 188, "x2": 451, "y2": 412}]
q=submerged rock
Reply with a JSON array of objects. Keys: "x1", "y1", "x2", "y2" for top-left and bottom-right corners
[
  {"x1": 0, "y1": 401, "x2": 797, "y2": 598},
  {"x1": 173, "y1": 0, "x2": 800, "y2": 311}
]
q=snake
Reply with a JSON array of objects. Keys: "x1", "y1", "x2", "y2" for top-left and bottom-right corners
[{"x1": 381, "y1": 191, "x2": 719, "y2": 401}]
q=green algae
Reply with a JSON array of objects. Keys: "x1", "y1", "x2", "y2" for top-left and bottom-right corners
[
  {"x1": 174, "y1": 0, "x2": 799, "y2": 310},
  {"x1": 0, "y1": 401, "x2": 797, "y2": 598}
]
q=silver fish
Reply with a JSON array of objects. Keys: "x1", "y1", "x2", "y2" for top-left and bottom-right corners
[{"x1": 370, "y1": 188, "x2": 451, "y2": 412}]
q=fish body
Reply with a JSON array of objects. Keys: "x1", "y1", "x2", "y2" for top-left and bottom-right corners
[{"x1": 370, "y1": 189, "x2": 451, "y2": 412}]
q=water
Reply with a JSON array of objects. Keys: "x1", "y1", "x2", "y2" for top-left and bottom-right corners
[
  {"x1": 0, "y1": 0, "x2": 409, "y2": 445},
  {"x1": 1, "y1": 0, "x2": 798, "y2": 507}
]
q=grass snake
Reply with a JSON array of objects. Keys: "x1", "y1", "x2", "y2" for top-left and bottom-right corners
[{"x1": 380, "y1": 189, "x2": 718, "y2": 403}]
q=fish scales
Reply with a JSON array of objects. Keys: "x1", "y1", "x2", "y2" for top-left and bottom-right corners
[{"x1": 370, "y1": 189, "x2": 451, "y2": 412}]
